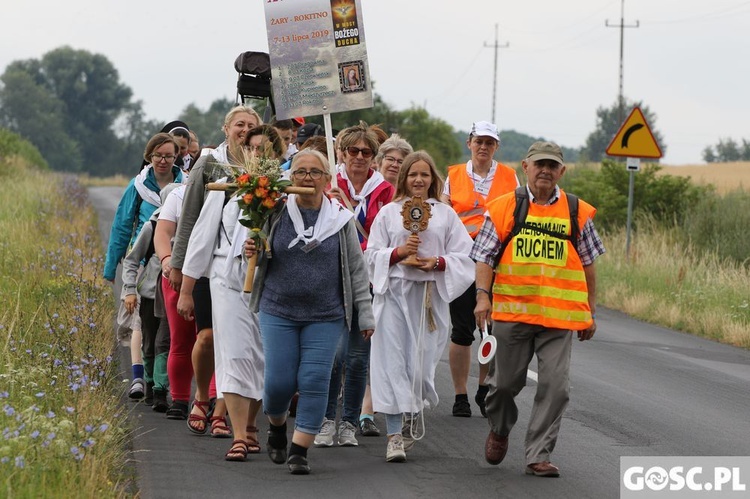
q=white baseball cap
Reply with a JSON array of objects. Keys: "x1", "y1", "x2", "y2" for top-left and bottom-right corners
[{"x1": 470, "y1": 121, "x2": 499, "y2": 142}]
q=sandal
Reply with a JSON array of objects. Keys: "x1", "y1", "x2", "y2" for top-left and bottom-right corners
[
  {"x1": 225, "y1": 439, "x2": 248, "y2": 462},
  {"x1": 187, "y1": 400, "x2": 211, "y2": 435},
  {"x1": 210, "y1": 416, "x2": 233, "y2": 438},
  {"x1": 246, "y1": 425, "x2": 261, "y2": 454}
]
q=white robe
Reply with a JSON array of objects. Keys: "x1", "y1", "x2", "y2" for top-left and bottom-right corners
[
  {"x1": 182, "y1": 186, "x2": 264, "y2": 399},
  {"x1": 365, "y1": 199, "x2": 474, "y2": 414}
]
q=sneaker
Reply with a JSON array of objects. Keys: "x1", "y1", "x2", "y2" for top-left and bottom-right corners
[
  {"x1": 152, "y1": 389, "x2": 169, "y2": 413},
  {"x1": 128, "y1": 378, "x2": 145, "y2": 400},
  {"x1": 165, "y1": 400, "x2": 188, "y2": 420},
  {"x1": 386, "y1": 434, "x2": 406, "y2": 462},
  {"x1": 338, "y1": 421, "x2": 358, "y2": 447},
  {"x1": 452, "y1": 399, "x2": 471, "y2": 417},
  {"x1": 359, "y1": 417, "x2": 381, "y2": 437},
  {"x1": 144, "y1": 382, "x2": 154, "y2": 406},
  {"x1": 401, "y1": 417, "x2": 416, "y2": 452},
  {"x1": 314, "y1": 418, "x2": 335, "y2": 447},
  {"x1": 287, "y1": 454, "x2": 311, "y2": 475}
]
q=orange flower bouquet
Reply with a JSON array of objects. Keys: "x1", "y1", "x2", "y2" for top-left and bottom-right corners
[
  {"x1": 205, "y1": 153, "x2": 312, "y2": 292},
  {"x1": 234, "y1": 154, "x2": 288, "y2": 292}
]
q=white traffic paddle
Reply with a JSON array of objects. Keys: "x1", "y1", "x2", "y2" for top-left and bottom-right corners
[{"x1": 477, "y1": 323, "x2": 497, "y2": 365}]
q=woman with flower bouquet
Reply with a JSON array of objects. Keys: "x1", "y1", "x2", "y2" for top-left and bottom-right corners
[
  {"x1": 170, "y1": 106, "x2": 261, "y2": 438},
  {"x1": 178, "y1": 125, "x2": 285, "y2": 461},
  {"x1": 244, "y1": 149, "x2": 375, "y2": 475}
]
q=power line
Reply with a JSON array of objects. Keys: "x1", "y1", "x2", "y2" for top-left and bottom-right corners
[
  {"x1": 484, "y1": 24, "x2": 509, "y2": 125},
  {"x1": 606, "y1": 0, "x2": 639, "y2": 124}
]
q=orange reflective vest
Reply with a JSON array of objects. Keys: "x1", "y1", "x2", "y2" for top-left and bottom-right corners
[
  {"x1": 447, "y1": 163, "x2": 518, "y2": 238},
  {"x1": 486, "y1": 189, "x2": 596, "y2": 330}
]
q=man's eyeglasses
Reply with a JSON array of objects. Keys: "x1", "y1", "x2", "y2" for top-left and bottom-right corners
[
  {"x1": 151, "y1": 153, "x2": 176, "y2": 162},
  {"x1": 291, "y1": 169, "x2": 326, "y2": 180},
  {"x1": 383, "y1": 155, "x2": 404, "y2": 165},
  {"x1": 346, "y1": 146, "x2": 374, "y2": 159}
]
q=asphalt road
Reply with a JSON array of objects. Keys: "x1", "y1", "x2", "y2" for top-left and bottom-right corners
[{"x1": 89, "y1": 186, "x2": 750, "y2": 499}]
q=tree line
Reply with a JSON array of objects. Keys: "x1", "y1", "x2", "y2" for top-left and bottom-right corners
[
  {"x1": 702, "y1": 138, "x2": 750, "y2": 163},
  {"x1": 0, "y1": 46, "x2": 668, "y2": 176}
]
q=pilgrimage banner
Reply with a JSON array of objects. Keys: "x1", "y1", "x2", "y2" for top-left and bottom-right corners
[{"x1": 264, "y1": 0, "x2": 373, "y2": 119}]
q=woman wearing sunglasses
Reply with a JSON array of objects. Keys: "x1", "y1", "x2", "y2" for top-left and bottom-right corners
[{"x1": 312, "y1": 122, "x2": 395, "y2": 449}]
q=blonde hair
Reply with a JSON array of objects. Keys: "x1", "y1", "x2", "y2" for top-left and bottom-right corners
[{"x1": 223, "y1": 105, "x2": 262, "y2": 129}]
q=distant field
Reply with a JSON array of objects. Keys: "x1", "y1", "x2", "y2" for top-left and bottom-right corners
[{"x1": 658, "y1": 162, "x2": 750, "y2": 194}]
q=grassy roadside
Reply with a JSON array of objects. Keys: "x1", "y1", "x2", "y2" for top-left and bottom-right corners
[
  {"x1": 0, "y1": 159, "x2": 130, "y2": 497},
  {"x1": 598, "y1": 222, "x2": 750, "y2": 348}
]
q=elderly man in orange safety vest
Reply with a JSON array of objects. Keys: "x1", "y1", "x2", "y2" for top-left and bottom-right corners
[{"x1": 471, "y1": 141, "x2": 604, "y2": 478}]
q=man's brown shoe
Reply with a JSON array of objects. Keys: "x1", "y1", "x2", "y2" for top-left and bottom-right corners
[
  {"x1": 525, "y1": 461, "x2": 560, "y2": 477},
  {"x1": 484, "y1": 431, "x2": 508, "y2": 465}
]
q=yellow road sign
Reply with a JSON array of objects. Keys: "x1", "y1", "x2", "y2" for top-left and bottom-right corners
[{"x1": 606, "y1": 106, "x2": 663, "y2": 158}]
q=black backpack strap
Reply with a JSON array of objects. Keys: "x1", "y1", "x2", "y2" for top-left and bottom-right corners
[
  {"x1": 494, "y1": 186, "x2": 529, "y2": 267},
  {"x1": 143, "y1": 219, "x2": 157, "y2": 263},
  {"x1": 566, "y1": 193, "x2": 580, "y2": 252}
]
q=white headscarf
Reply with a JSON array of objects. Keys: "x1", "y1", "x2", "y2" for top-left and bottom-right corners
[{"x1": 286, "y1": 194, "x2": 353, "y2": 249}]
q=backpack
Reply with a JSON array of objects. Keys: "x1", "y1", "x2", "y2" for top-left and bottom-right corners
[{"x1": 496, "y1": 186, "x2": 580, "y2": 265}]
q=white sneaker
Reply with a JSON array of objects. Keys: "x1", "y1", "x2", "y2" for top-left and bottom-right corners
[
  {"x1": 338, "y1": 421, "x2": 359, "y2": 446},
  {"x1": 314, "y1": 418, "x2": 336, "y2": 447},
  {"x1": 386, "y1": 434, "x2": 406, "y2": 462}
]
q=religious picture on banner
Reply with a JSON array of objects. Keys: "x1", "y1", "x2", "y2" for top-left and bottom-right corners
[
  {"x1": 339, "y1": 61, "x2": 365, "y2": 93},
  {"x1": 264, "y1": 0, "x2": 373, "y2": 119},
  {"x1": 331, "y1": 0, "x2": 360, "y2": 47}
]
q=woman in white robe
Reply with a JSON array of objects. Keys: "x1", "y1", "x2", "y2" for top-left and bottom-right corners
[{"x1": 365, "y1": 151, "x2": 474, "y2": 462}]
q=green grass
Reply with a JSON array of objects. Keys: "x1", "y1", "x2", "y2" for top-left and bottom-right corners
[
  {"x1": 598, "y1": 220, "x2": 750, "y2": 348},
  {"x1": 0, "y1": 161, "x2": 131, "y2": 498}
]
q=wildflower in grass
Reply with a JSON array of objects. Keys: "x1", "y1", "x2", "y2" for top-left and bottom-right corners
[
  {"x1": 15, "y1": 456, "x2": 24, "y2": 468},
  {"x1": 30, "y1": 431, "x2": 40, "y2": 439},
  {"x1": 70, "y1": 446, "x2": 83, "y2": 460},
  {"x1": 70, "y1": 383, "x2": 80, "y2": 392},
  {"x1": 82, "y1": 438, "x2": 95, "y2": 448},
  {"x1": 47, "y1": 411, "x2": 55, "y2": 419},
  {"x1": 0, "y1": 392, "x2": 8, "y2": 399},
  {"x1": 65, "y1": 407, "x2": 74, "y2": 414},
  {"x1": 99, "y1": 424, "x2": 109, "y2": 432},
  {"x1": 84, "y1": 425, "x2": 93, "y2": 433},
  {"x1": 35, "y1": 392, "x2": 45, "y2": 398},
  {"x1": 3, "y1": 405, "x2": 14, "y2": 417},
  {"x1": 1, "y1": 457, "x2": 8, "y2": 464}
]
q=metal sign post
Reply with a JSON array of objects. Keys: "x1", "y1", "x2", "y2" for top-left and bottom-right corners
[
  {"x1": 625, "y1": 157, "x2": 640, "y2": 258},
  {"x1": 605, "y1": 107, "x2": 662, "y2": 260}
]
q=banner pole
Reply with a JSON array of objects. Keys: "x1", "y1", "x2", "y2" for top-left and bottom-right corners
[{"x1": 323, "y1": 112, "x2": 337, "y2": 189}]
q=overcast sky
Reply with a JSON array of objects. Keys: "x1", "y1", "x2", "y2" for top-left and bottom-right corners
[{"x1": 2, "y1": 0, "x2": 748, "y2": 164}]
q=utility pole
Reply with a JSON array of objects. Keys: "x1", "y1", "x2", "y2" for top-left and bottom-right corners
[
  {"x1": 606, "y1": 0, "x2": 639, "y2": 124},
  {"x1": 606, "y1": 0, "x2": 639, "y2": 259},
  {"x1": 484, "y1": 24, "x2": 509, "y2": 125}
]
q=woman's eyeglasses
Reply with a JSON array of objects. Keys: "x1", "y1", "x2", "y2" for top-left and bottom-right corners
[
  {"x1": 383, "y1": 155, "x2": 404, "y2": 165},
  {"x1": 291, "y1": 169, "x2": 325, "y2": 180},
  {"x1": 346, "y1": 146, "x2": 374, "y2": 159},
  {"x1": 151, "y1": 153, "x2": 176, "y2": 162}
]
